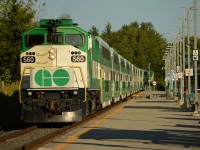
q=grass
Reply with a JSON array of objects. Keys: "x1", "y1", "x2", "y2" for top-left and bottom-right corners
[{"x1": 0, "y1": 81, "x2": 19, "y2": 96}]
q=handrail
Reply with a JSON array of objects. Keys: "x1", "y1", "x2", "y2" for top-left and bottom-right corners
[
  {"x1": 19, "y1": 66, "x2": 86, "y2": 103},
  {"x1": 19, "y1": 67, "x2": 29, "y2": 103},
  {"x1": 100, "y1": 69, "x2": 103, "y2": 101}
]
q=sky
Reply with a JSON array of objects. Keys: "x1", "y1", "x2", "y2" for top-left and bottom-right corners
[{"x1": 41, "y1": 0, "x2": 200, "y2": 41}]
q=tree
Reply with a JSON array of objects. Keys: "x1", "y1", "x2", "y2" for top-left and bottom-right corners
[
  {"x1": 102, "y1": 22, "x2": 112, "y2": 35},
  {"x1": 33, "y1": 0, "x2": 46, "y2": 21},
  {"x1": 59, "y1": 13, "x2": 70, "y2": 19},
  {"x1": 89, "y1": 25, "x2": 99, "y2": 36},
  {"x1": 101, "y1": 22, "x2": 114, "y2": 48},
  {"x1": 100, "y1": 21, "x2": 167, "y2": 89},
  {"x1": 0, "y1": 0, "x2": 36, "y2": 81}
]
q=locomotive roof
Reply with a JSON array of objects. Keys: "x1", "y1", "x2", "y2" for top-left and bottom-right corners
[{"x1": 40, "y1": 19, "x2": 77, "y2": 27}]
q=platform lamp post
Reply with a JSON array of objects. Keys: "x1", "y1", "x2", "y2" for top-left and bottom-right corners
[
  {"x1": 163, "y1": 51, "x2": 169, "y2": 98},
  {"x1": 149, "y1": 63, "x2": 151, "y2": 98},
  {"x1": 179, "y1": 6, "x2": 192, "y2": 96},
  {"x1": 171, "y1": 32, "x2": 180, "y2": 98},
  {"x1": 166, "y1": 45, "x2": 174, "y2": 97},
  {"x1": 192, "y1": 0, "x2": 199, "y2": 115},
  {"x1": 162, "y1": 54, "x2": 167, "y2": 96},
  {"x1": 179, "y1": 6, "x2": 193, "y2": 110},
  {"x1": 176, "y1": 18, "x2": 185, "y2": 104}
]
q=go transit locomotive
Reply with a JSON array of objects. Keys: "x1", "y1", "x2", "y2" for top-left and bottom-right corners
[{"x1": 19, "y1": 19, "x2": 151, "y2": 123}]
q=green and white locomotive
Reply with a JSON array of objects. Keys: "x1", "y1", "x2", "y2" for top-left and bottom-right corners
[{"x1": 19, "y1": 19, "x2": 148, "y2": 123}]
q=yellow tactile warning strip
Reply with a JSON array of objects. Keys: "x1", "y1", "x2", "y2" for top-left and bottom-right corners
[{"x1": 54, "y1": 100, "x2": 133, "y2": 150}]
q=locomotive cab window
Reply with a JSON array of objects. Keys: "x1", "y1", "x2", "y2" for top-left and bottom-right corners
[
  {"x1": 47, "y1": 33, "x2": 63, "y2": 44},
  {"x1": 25, "y1": 34, "x2": 44, "y2": 48},
  {"x1": 65, "y1": 34, "x2": 84, "y2": 46}
]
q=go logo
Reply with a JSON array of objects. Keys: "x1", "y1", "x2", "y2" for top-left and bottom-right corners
[{"x1": 34, "y1": 69, "x2": 70, "y2": 87}]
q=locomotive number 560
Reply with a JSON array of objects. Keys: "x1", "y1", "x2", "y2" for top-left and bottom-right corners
[
  {"x1": 71, "y1": 55, "x2": 86, "y2": 62},
  {"x1": 22, "y1": 56, "x2": 35, "y2": 63}
]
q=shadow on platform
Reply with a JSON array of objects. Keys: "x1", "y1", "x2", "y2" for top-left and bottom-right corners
[
  {"x1": 53, "y1": 127, "x2": 200, "y2": 149},
  {"x1": 78, "y1": 127, "x2": 200, "y2": 148}
]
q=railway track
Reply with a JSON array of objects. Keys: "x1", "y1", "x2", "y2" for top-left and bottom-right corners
[
  {"x1": 0, "y1": 125, "x2": 37, "y2": 143},
  {"x1": 0, "y1": 124, "x2": 61, "y2": 150},
  {"x1": 21, "y1": 93, "x2": 146, "y2": 150},
  {"x1": 0, "y1": 93, "x2": 142, "y2": 150},
  {"x1": 23, "y1": 98, "x2": 131, "y2": 150}
]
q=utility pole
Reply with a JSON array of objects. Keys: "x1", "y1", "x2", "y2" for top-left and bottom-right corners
[
  {"x1": 186, "y1": 7, "x2": 191, "y2": 96},
  {"x1": 182, "y1": 19, "x2": 186, "y2": 106},
  {"x1": 149, "y1": 63, "x2": 151, "y2": 98},
  {"x1": 173, "y1": 39, "x2": 177, "y2": 96},
  {"x1": 192, "y1": 0, "x2": 199, "y2": 115},
  {"x1": 176, "y1": 33, "x2": 180, "y2": 99},
  {"x1": 178, "y1": 23, "x2": 184, "y2": 104}
]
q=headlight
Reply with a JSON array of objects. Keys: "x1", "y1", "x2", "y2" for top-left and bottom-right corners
[
  {"x1": 49, "y1": 55, "x2": 55, "y2": 60},
  {"x1": 27, "y1": 91, "x2": 32, "y2": 96},
  {"x1": 49, "y1": 49, "x2": 54, "y2": 54},
  {"x1": 73, "y1": 91, "x2": 78, "y2": 95},
  {"x1": 48, "y1": 49, "x2": 55, "y2": 60}
]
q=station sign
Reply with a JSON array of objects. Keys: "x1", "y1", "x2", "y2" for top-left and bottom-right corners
[
  {"x1": 178, "y1": 72, "x2": 183, "y2": 78},
  {"x1": 193, "y1": 50, "x2": 198, "y2": 61},
  {"x1": 193, "y1": 50, "x2": 198, "y2": 55},
  {"x1": 193, "y1": 55, "x2": 198, "y2": 61},
  {"x1": 185, "y1": 68, "x2": 193, "y2": 76},
  {"x1": 173, "y1": 73, "x2": 178, "y2": 80}
]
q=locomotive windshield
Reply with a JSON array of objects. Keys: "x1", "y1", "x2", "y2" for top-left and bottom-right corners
[
  {"x1": 47, "y1": 33, "x2": 62, "y2": 44},
  {"x1": 65, "y1": 34, "x2": 84, "y2": 46},
  {"x1": 25, "y1": 34, "x2": 44, "y2": 48}
]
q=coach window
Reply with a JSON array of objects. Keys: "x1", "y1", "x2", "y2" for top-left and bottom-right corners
[
  {"x1": 113, "y1": 71, "x2": 115, "y2": 81},
  {"x1": 25, "y1": 34, "x2": 44, "y2": 48},
  {"x1": 102, "y1": 47, "x2": 111, "y2": 60},
  {"x1": 66, "y1": 34, "x2": 84, "y2": 46},
  {"x1": 114, "y1": 54, "x2": 119, "y2": 65},
  {"x1": 121, "y1": 60, "x2": 125, "y2": 68}
]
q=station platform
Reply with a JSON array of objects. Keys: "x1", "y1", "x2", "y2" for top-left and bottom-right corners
[{"x1": 39, "y1": 92, "x2": 200, "y2": 150}]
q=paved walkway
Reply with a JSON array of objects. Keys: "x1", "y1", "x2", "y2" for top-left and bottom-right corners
[{"x1": 39, "y1": 95, "x2": 200, "y2": 150}]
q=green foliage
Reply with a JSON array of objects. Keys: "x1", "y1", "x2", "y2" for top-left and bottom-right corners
[
  {"x1": 89, "y1": 25, "x2": 99, "y2": 36},
  {"x1": 0, "y1": 0, "x2": 44, "y2": 81},
  {"x1": 0, "y1": 69, "x2": 12, "y2": 85},
  {"x1": 101, "y1": 22, "x2": 113, "y2": 45},
  {"x1": 101, "y1": 21, "x2": 167, "y2": 89},
  {"x1": 102, "y1": 22, "x2": 112, "y2": 35}
]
